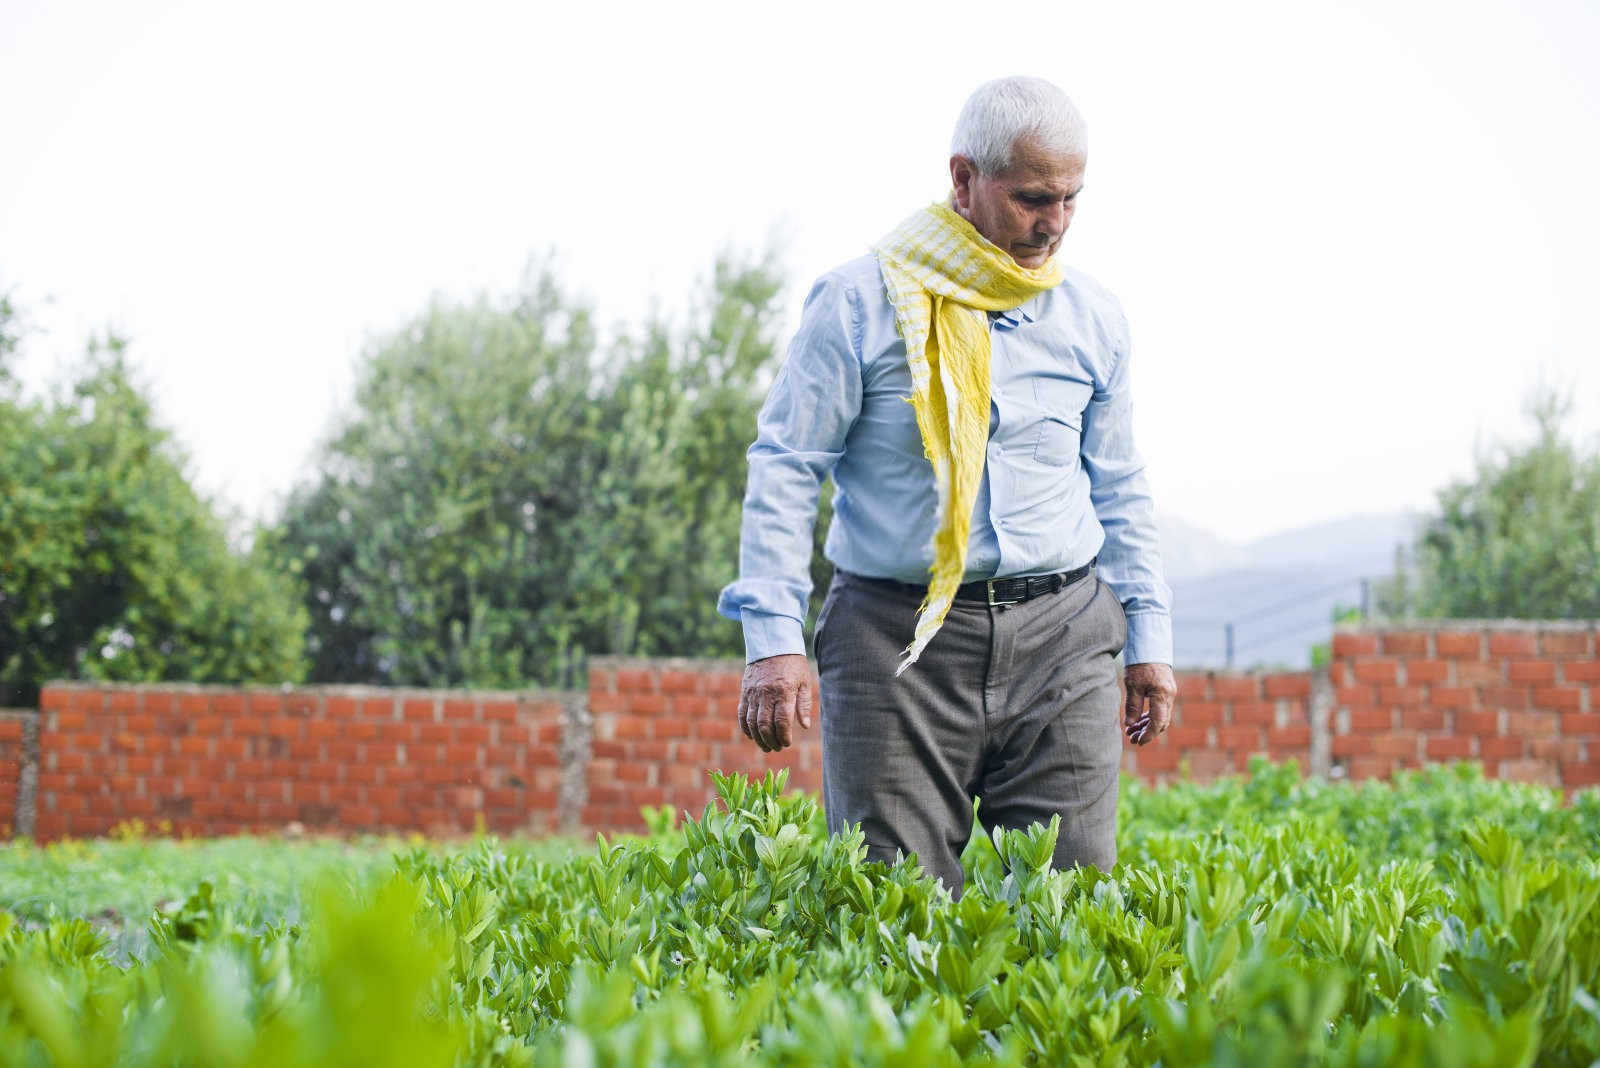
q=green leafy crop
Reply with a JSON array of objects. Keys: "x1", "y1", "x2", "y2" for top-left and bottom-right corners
[{"x1": 1, "y1": 762, "x2": 1598, "y2": 1066}]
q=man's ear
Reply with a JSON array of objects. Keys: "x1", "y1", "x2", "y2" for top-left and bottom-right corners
[{"x1": 949, "y1": 155, "x2": 977, "y2": 214}]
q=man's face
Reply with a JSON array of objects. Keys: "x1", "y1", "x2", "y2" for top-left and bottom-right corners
[{"x1": 950, "y1": 139, "x2": 1086, "y2": 269}]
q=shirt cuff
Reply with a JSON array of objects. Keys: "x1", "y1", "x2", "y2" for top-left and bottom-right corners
[
  {"x1": 741, "y1": 609, "x2": 806, "y2": 663},
  {"x1": 1124, "y1": 610, "x2": 1173, "y2": 667}
]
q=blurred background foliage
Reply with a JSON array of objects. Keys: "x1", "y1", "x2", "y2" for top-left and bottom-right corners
[
  {"x1": 1, "y1": 254, "x2": 836, "y2": 696},
  {"x1": 0, "y1": 295, "x2": 307, "y2": 707},
  {"x1": 3, "y1": 268, "x2": 1595, "y2": 699},
  {"x1": 1379, "y1": 385, "x2": 1600, "y2": 620}
]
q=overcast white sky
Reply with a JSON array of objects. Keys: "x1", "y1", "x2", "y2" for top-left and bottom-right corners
[{"x1": 3, "y1": 0, "x2": 1597, "y2": 545}]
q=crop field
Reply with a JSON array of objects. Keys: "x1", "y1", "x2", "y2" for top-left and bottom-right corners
[{"x1": 1, "y1": 762, "x2": 1598, "y2": 1067}]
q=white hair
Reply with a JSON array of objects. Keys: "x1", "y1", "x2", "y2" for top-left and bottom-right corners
[{"x1": 950, "y1": 76, "x2": 1087, "y2": 176}]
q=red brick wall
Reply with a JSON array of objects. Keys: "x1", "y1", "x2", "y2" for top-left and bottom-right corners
[
  {"x1": 584, "y1": 659, "x2": 821, "y2": 833},
  {"x1": 13, "y1": 622, "x2": 1597, "y2": 841},
  {"x1": 1329, "y1": 624, "x2": 1598, "y2": 790},
  {"x1": 0, "y1": 711, "x2": 26, "y2": 835},
  {"x1": 33, "y1": 685, "x2": 566, "y2": 841}
]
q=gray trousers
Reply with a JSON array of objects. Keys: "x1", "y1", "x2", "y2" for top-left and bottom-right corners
[{"x1": 815, "y1": 566, "x2": 1127, "y2": 896}]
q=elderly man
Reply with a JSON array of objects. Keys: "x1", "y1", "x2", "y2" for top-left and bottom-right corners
[{"x1": 717, "y1": 76, "x2": 1175, "y2": 895}]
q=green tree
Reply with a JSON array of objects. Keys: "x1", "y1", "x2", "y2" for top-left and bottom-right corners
[
  {"x1": 266, "y1": 251, "x2": 831, "y2": 689},
  {"x1": 0, "y1": 324, "x2": 309, "y2": 706},
  {"x1": 1381, "y1": 386, "x2": 1600, "y2": 618}
]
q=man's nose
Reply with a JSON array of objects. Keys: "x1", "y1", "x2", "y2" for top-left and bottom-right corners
[{"x1": 1037, "y1": 203, "x2": 1067, "y2": 236}]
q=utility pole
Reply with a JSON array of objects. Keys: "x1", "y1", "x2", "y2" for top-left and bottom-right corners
[{"x1": 1225, "y1": 622, "x2": 1235, "y2": 670}]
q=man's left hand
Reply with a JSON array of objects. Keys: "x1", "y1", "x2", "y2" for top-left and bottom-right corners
[{"x1": 1123, "y1": 662, "x2": 1176, "y2": 745}]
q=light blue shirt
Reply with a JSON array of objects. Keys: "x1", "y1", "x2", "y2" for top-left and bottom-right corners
[{"x1": 717, "y1": 253, "x2": 1173, "y2": 666}]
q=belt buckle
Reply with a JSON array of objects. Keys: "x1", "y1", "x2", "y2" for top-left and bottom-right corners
[{"x1": 986, "y1": 579, "x2": 1023, "y2": 606}]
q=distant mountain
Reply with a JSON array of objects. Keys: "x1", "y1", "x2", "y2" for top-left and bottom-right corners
[{"x1": 1156, "y1": 512, "x2": 1423, "y2": 670}]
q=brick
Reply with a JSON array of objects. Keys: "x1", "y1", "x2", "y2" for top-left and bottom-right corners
[
  {"x1": 1345, "y1": 756, "x2": 1390, "y2": 781},
  {"x1": 1373, "y1": 733, "x2": 1420, "y2": 759},
  {"x1": 1166, "y1": 724, "x2": 1209, "y2": 748},
  {"x1": 652, "y1": 717, "x2": 693, "y2": 739},
  {"x1": 1482, "y1": 687, "x2": 1529, "y2": 710},
  {"x1": 1505, "y1": 711, "x2": 1559, "y2": 738},
  {"x1": 358, "y1": 697, "x2": 395, "y2": 720},
  {"x1": 1378, "y1": 684, "x2": 1424, "y2": 707},
  {"x1": 1336, "y1": 685, "x2": 1377, "y2": 708},
  {"x1": 660, "y1": 670, "x2": 704, "y2": 695},
  {"x1": 1489, "y1": 633, "x2": 1538, "y2": 658},
  {"x1": 628, "y1": 693, "x2": 669, "y2": 716},
  {"x1": 1398, "y1": 706, "x2": 1445, "y2": 731},
  {"x1": 1349, "y1": 707, "x2": 1392, "y2": 731},
  {"x1": 1507, "y1": 660, "x2": 1557, "y2": 684},
  {"x1": 1530, "y1": 738, "x2": 1582, "y2": 762},
  {"x1": 1332, "y1": 633, "x2": 1379, "y2": 657},
  {"x1": 1434, "y1": 631, "x2": 1483, "y2": 658},
  {"x1": 1430, "y1": 686, "x2": 1475, "y2": 710},
  {"x1": 483, "y1": 700, "x2": 519, "y2": 722},
  {"x1": 1564, "y1": 662, "x2": 1600, "y2": 683},
  {"x1": 1179, "y1": 701, "x2": 1224, "y2": 727},
  {"x1": 177, "y1": 693, "x2": 211, "y2": 716},
  {"x1": 1263, "y1": 674, "x2": 1312, "y2": 699},
  {"x1": 1456, "y1": 661, "x2": 1505, "y2": 686},
  {"x1": 442, "y1": 699, "x2": 476, "y2": 721},
  {"x1": 1175, "y1": 675, "x2": 1210, "y2": 701},
  {"x1": 1211, "y1": 676, "x2": 1260, "y2": 701},
  {"x1": 1563, "y1": 713, "x2": 1600, "y2": 736},
  {"x1": 1405, "y1": 659, "x2": 1450, "y2": 684},
  {"x1": 1230, "y1": 701, "x2": 1276, "y2": 726},
  {"x1": 1541, "y1": 632, "x2": 1592, "y2": 656},
  {"x1": 1380, "y1": 631, "x2": 1431, "y2": 656},
  {"x1": 1532, "y1": 686, "x2": 1583, "y2": 710},
  {"x1": 1216, "y1": 725, "x2": 1261, "y2": 751},
  {"x1": 1456, "y1": 710, "x2": 1501, "y2": 735},
  {"x1": 1480, "y1": 736, "x2": 1526, "y2": 759},
  {"x1": 708, "y1": 672, "x2": 744, "y2": 696},
  {"x1": 1267, "y1": 725, "x2": 1311, "y2": 749},
  {"x1": 1562, "y1": 763, "x2": 1600, "y2": 789},
  {"x1": 1425, "y1": 736, "x2": 1474, "y2": 760},
  {"x1": 417, "y1": 723, "x2": 451, "y2": 744},
  {"x1": 403, "y1": 699, "x2": 437, "y2": 722},
  {"x1": 1352, "y1": 659, "x2": 1401, "y2": 685},
  {"x1": 323, "y1": 696, "x2": 357, "y2": 720},
  {"x1": 1135, "y1": 747, "x2": 1181, "y2": 773},
  {"x1": 617, "y1": 668, "x2": 656, "y2": 692},
  {"x1": 1496, "y1": 758, "x2": 1559, "y2": 786}
]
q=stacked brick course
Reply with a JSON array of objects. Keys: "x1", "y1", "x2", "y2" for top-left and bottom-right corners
[
  {"x1": 1328, "y1": 625, "x2": 1598, "y2": 789},
  {"x1": 32, "y1": 685, "x2": 566, "y2": 840},
  {"x1": 0, "y1": 711, "x2": 26, "y2": 834},
  {"x1": 584, "y1": 659, "x2": 821, "y2": 832},
  {"x1": 2, "y1": 622, "x2": 1595, "y2": 841}
]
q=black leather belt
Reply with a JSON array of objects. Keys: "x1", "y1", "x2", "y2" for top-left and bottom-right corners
[{"x1": 851, "y1": 557, "x2": 1096, "y2": 606}]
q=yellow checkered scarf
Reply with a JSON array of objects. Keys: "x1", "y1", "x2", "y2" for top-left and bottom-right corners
[{"x1": 874, "y1": 202, "x2": 1064, "y2": 674}]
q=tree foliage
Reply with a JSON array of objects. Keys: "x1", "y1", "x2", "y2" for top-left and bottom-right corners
[
  {"x1": 1384, "y1": 387, "x2": 1600, "y2": 619},
  {"x1": 266, "y1": 252, "x2": 831, "y2": 689},
  {"x1": 0, "y1": 317, "x2": 309, "y2": 706}
]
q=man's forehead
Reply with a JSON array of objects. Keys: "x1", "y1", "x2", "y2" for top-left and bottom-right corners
[{"x1": 1000, "y1": 139, "x2": 1085, "y2": 186}]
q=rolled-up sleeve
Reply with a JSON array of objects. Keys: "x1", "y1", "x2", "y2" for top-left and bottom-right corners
[
  {"x1": 1079, "y1": 304, "x2": 1173, "y2": 666},
  {"x1": 717, "y1": 273, "x2": 862, "y2": 662}
]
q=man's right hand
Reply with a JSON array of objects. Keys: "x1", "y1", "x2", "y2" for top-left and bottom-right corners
[{"x1": 738, "y1": 654, "x2": 817, "y2": 752}]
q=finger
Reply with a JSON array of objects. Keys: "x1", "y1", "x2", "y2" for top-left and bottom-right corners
[
  {"x1": 1151, "y1": 687, "x2": 1175, "y2": 734},
  {"x1": 757, "y1": 691, "x2": 779, "y2": 752},
  {"x1": 796, "y1": 679, "x2": 814, "y2": 731},
  {"x1": 738, "y1": 684, "x2": 752, "y2": 741},
  {"x1": 775, "y1": 691, "x2": 793, "y2": 750},
  {"x1": 1123, "y1": 680, "x2": 1143, "y2": 726}
]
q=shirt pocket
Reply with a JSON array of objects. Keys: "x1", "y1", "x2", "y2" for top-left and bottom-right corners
[{"x1": 1031, "y1": 377, "x2": 1085, "y2": 466}]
